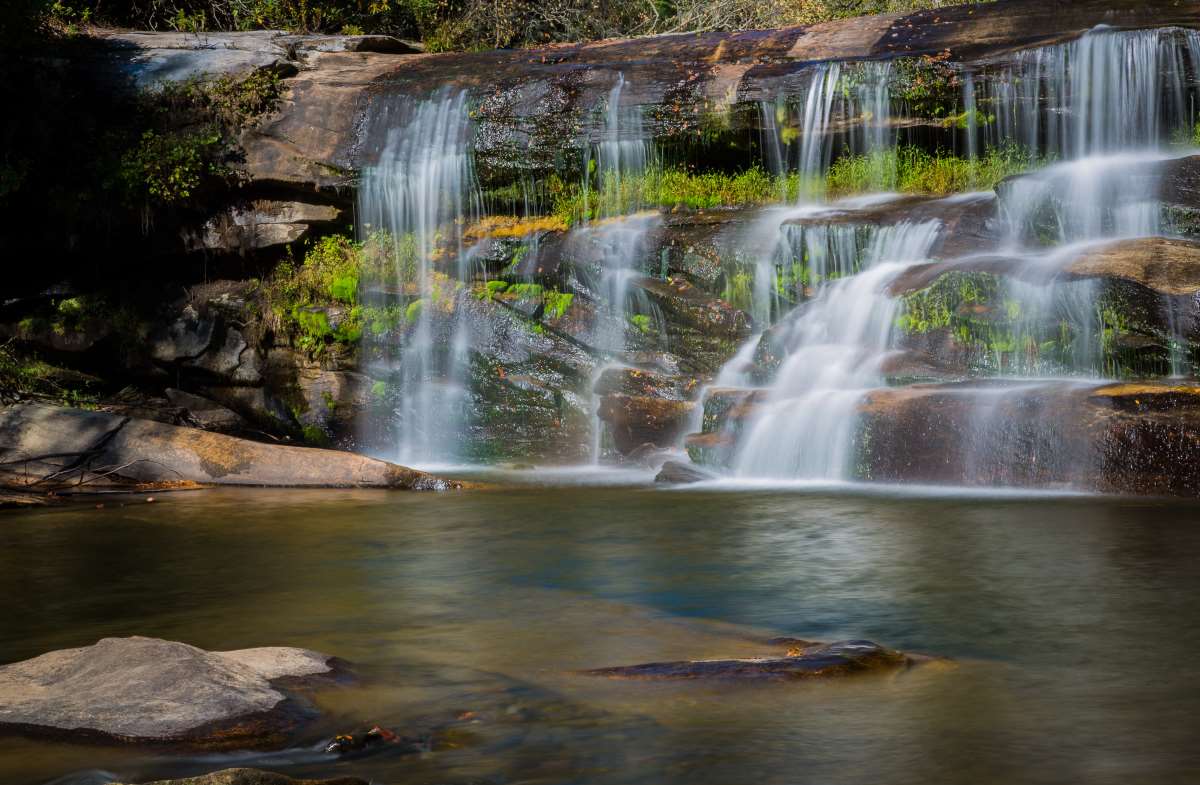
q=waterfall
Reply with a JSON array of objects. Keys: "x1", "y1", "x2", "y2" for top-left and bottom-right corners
[
  {"x1": 357, "y1": 89, "x2": 480, "y2": 466},
  {"x1": 706, "y1": 24, "x2": 1200, "y2": 485},
  {"x1": 731, "y1": 221, "x2": 941, "y2": 480},
  {"x1": 985, "y1": 26, "x2": 1200, "y2": 158},
  {"x1": 578, "y1": 74, "x2": 665, "y2": 462}
]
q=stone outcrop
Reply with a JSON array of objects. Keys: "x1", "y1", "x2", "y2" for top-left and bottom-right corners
[
  {"x1": 0, "y1": 404, "x2": 457, "y2": 491},
  {"x1": 856, "y1": 380, "x2": 1200, "y2": 496},
  {"x1": 0, "y1": 637, "x2": 338, "y2": 746},
  {"x1": 583, "y1": 639, "x2": 913, "y2": 681}
]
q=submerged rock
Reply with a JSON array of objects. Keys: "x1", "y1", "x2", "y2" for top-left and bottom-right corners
[
  {"x1": 0, "y1": 637, "x2": 339, "y2": 747},
  {"x1": 654, "y1": 460, "x2": 718, "y2": 484},
  {"x1": 114, "y1": 769, "x2": 367, "y2": 785},
  {"x1": 583, "y1": 640, "x2": 910, "y2": 681}
]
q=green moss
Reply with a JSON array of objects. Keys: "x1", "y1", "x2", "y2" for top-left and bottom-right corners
[
  {"x1": 482, "y1": 279, "x2": 509, "y2": 300},
  {"x1": 371, "y1": 380, "x2": 388, "y2": 398},
  {"x1": 629, "y1": 314, "x2": 652, "y2": 335},
  {"x1": 301, "y1": 424, "x2": 330, "y2": 446},
  {"x1": 543, "y1": 290, "x2": 574, "y2": 320},
  {"x1": 405, "y1": 299, "x2": 425, "y2": 324},
  {"x1": 555, "y1": 166, "x2": 800, "y2": 223},
  {"x1": 329, "y1": 273, "x2": 359, "y2": 305},
  {"x1": 507, "y1": 283, "x2": 544, "y2": 299}
]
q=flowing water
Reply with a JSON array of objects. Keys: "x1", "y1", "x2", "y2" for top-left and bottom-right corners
[
  {"x1": 697, "y1": 25, "x2": 1200, "y2": 484},
  {"x1": 358, "y1": 89, "x2": 481, "y2": 466},
  {"x1": 3, "y1": 486, "x2": 1200, "y2": 785}
]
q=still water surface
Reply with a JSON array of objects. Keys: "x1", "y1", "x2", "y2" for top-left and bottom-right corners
[{"x1": 2, "y1": 479, "x2": 1199, "y2": 784}]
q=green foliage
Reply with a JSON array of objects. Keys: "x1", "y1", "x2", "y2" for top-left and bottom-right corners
[
  {"x1": 0, "y1": 340, "x2": 100, "y2": 406},
  {"x1": 116, "y1": 71, "x2": 282, "y2": 208},
  {"x1": 405, "y1": 299, "x2": 425, "y2": 324},
  {"x1": 723, "y1": 269, "x2": 753, "y2": 312},
  {"x1": 119, "y1": 127, "x2": 225, "y2": 205},
  {"x1": 264, "y1": 233, "x2": 413, "y2": 354},
  {"x1": 482, "y1": 279, "x2": 509, "y2": 300},
  {"x1": 892, "y1": 49, "x2": 961, "y2": 118},
  {"x1": 629, "y1": 314, "x2": 652, "y2": 334},
  {"x1": 542, "y1": 289, "x2": 574, "y2": 319},
  {"x1": 301, "y1": 423, "x2": 330, "y2": 446},
  {"x1": 825, "y1": 144, "x2": 1040, "y2": 197},
  {"x1": 555, "y1": 166, "x2": 800, "y2": 224}
]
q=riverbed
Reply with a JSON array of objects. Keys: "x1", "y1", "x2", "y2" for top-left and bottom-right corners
[{"x1": 3, "y1": 479, "x2": 1199, "y2": 784}]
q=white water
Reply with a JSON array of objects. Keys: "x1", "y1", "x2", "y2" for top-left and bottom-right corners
[
  {"x1": 358, "y1": 89, "x2": 480, "y2": 465},
  {"x1": 732, "y1": 221, "x2": 941, "y2": 479},
  {"x1": 707, "y1": 25, "x2": 1200, "y2": 484}
]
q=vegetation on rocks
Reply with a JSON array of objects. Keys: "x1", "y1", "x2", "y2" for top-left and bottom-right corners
[
  {"x1": 11, "y1": 0, "x2": 991, "y2": 50},
  {"x1": 825, "y1": 144, "x2": 1040, "y2": 197}
]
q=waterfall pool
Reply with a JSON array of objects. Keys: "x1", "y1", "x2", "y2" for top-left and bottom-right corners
[{"x1": 3, "y1": 483, "x2": 1199, "y2": 785}]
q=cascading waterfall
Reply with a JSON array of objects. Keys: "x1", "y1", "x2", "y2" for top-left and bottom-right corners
[
  {"x1": 731, "y1": 221, "x2": 941, "y2": 479},
  {"x1": 358, "y1": 89, "x2": 480, "y2": 466},
  {"x1": 577, "y1": 73, "x2": 665, "y2": 461},
  {"x1": 705, "y1": 24, "x2": 1200, "y2": 485}
]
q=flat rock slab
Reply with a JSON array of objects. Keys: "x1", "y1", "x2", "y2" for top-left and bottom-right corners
[
  {"x1": 583, "y1": 640, "x2": 909, "y2": 681},
  {"x1": 115, "y1": 769, "x2": 367, "y2": 785},
  {"x1": 0, "y1": 403, "x2": 457, "y2": 490},
  {"x1": 0, "y1": 637, "x2": 338, "y2": 746}
]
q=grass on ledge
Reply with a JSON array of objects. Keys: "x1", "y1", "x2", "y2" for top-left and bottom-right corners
[
  {"x1": 548, "y1": 144, "x2": 1040, "y2": 223},
  {"x1": 825, "y1": 144, "x2": 1044, "y2": 198}
]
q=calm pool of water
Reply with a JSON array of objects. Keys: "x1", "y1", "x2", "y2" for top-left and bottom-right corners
[{"x1": 2, "y1": 480, "x2": 1199, "y2": 784}]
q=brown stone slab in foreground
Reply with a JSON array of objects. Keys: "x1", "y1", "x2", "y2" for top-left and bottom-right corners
[
  {"x1": 582, "y1": 640, "x2": 912, "y2": 681},
  {"x1": 115, "y1": 769, "x2": 368, "y2": 785}
]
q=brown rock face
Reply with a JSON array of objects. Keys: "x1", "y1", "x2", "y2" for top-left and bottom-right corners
[
  {"x1": 597, "y1": 394, "x2": 695, "y2": 453},
  {"x1": 891, "y1": 237, "x2": 1200, "y2": 297},
  {"x1": 857, "y1": 381, "x2": 1200, "y2": 496},
  {"x1": 1062, "y1": 237, "x2": 1200, "y2": 296}
]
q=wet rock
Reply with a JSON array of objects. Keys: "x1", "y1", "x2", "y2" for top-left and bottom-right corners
[
  {"x1": 593, "y1": 366, "x2": 696, "y2": 401},
  {"x1": 597, "y1": 394, "x2": 694, "y2": 453},
  {"x1": 114, "y1": 768, "x2": 368, "y2": 785},
  {"x1": 0, "y1": 637, "x2": 337, "y2": 747},
  {"x1": 1060, "y1": 237, "x2": 1200, "y2": 296},
  {"x1": 857, "y1": 380, "x2": 1200, "y2": 496},
  {"x1": 887, "y1": 240, "x2": 1200, "y2": 378},
  {"x1": 583, "y1": 640, "x2": 909, "y2": 681},
  {"x1": 324, "y1": 725, "x2": 428, "y2": 757},
  {"x1": 0, "y1": 404, "x2": 458, "y2": 490},
  {"x1": 681, "y1": 387, "x2": 766, "y2": 467},
  {"x1": 654, "y1": 460, "x2": 718, "y2": 484},
  {"x1": 634, "y1": 276, "x2": 752, "y2": 374}
]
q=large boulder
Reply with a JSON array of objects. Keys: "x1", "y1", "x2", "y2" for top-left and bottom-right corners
[
  {"x1": 0, "y1": 637, "x2": 338, "y2": 747},
  {"x1": 0, "y1": 404, "x2": 457, "y2": 490},
  {"x1": 856, "y1": 380, "x2": 1200, "y2": 496}
]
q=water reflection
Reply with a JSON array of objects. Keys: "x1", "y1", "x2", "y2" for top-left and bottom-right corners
[{"x1": 2, "y1": 487, "x2": 1199, "y2": 784}]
